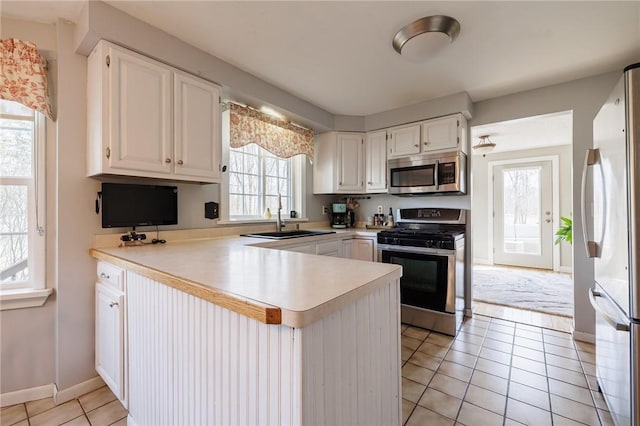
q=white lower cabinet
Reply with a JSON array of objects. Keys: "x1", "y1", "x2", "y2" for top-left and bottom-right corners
[
  {"x1": 351, "y1": 238, "x2": 375, "y2": 261},
  {"x1": 95, "y1": 262, "x2": 127, "y2": 407}
]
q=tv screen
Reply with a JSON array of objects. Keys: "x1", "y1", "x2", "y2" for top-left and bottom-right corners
[{"x1": 101, "y1": 183, "x2": 178, "y2": 228}]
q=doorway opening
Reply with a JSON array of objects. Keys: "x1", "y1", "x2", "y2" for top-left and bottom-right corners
[{"x1": 470, "y1": 111, "x2": 574, "y2": 331}]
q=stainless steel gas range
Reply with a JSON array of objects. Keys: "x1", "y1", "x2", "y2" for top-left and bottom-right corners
[{"x1": 377, "y1": 208, "x2": 466, "y2": 336}]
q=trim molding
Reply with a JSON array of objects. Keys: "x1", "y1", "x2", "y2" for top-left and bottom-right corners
[
  {"x1": 53, "y1": 376, "x2": 105, "y2": 405},
  {"x1": 0, "y1": 384, "x2": 53, "y2": 408},
  {"x1": 571, "y1": 328, "x2": 595, "y2": 343},
  {"x1": 559, "y1": 266, "x2": 573, "y2": 274},
  {"x1": 0, "y1": 288, "x2": 53, "y2": 311}
]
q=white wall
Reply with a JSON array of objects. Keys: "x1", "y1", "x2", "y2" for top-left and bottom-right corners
[{"x1": 471, "y1": 144, "x2": 573, "y2": 270}]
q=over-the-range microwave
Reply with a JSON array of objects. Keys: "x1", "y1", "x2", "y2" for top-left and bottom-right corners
[{"x1": 388, "y1": 151, "x2": 467, "y2": 196}]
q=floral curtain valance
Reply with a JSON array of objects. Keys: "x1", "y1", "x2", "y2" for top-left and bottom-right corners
[
  {"x1": 1, "y1": 38, "x2": 55, "y2": 120},
  {"x1": 229, "y1": 102, "x2": 314, "y2": 161}
]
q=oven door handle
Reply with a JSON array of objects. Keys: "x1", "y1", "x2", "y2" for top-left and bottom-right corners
[{"x1": 378, "y1": 244, "x2": 456, "y2": 257}]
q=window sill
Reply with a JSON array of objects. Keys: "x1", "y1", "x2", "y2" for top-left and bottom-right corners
[
  {"x1": 0, "y1": 288, "x2": 53, "y2": 311},
  {"x1": 217, "y1": 218, "x2": 309, "y2": 226}
]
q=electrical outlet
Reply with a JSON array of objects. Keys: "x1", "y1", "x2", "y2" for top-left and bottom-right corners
[
  {"x1": 322, "y1": 205, "x2": 328, "y2": 215},
  {"x1": 377, "y1": 205, "x2": 383, "y2": 214}
]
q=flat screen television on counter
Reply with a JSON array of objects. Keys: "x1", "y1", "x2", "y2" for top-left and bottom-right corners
[{"x1": 101, "y1": 183, "x2": 178, "y2": 228}]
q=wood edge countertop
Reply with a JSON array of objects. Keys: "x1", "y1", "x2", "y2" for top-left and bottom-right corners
[{"x1": 90, "y1": 248, "x2": 282, "y2": 325}]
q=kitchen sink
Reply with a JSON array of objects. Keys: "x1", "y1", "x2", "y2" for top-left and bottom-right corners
[{"x1": 241, "y1": 230, "x2": 336, "y2": 240}]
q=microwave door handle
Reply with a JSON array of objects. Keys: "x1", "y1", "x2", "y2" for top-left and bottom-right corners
[
  {"x1": 435, "y1": 160, "x2": 439, "y2": 190},
  {"x1": 581, "y1": 149, "x2": 599, "y2": 258}
]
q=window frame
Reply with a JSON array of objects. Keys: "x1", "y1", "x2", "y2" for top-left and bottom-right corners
[
  {"x1": 0, "y1": 101, "x2": 51, "y2": 310},
  {"x1": 220, "y1": 109, "x2": 307, "y2": 223}
]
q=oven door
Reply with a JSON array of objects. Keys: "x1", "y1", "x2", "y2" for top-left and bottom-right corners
[{"x1": 379, "y1": 245, "x2": 455, "y2": 313}]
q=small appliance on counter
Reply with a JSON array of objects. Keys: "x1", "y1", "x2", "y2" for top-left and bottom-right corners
[{"x1": 331, "y1": 203, "x2": 348, "y2": 228}]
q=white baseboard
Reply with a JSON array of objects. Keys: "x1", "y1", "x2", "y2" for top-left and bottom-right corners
[
  {"x1": 472, "y1": 259, "x2": 492, "y2": 266},
  {"x1": 0, "y1": 383, "x2": 54, "y2": 408},
  {"x1": 53, "y1": 376, "x2": 105, "y2": 405},
  {"x1": 571, "y1": 327, "x2": 595, "y2": 343},
  {"x1": 559, "y1": 266, "x2": 573, "y2": 274},
  {"x1": 127, "y1": 414, "x2": 139, "y2": 426}
]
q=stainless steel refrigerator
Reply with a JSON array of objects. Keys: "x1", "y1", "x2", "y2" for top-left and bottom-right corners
[{"x1": 582, "y1": 63, "x2": 639, "y2": 426}]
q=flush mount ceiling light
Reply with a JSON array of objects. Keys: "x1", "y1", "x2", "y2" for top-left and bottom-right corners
[
  {"x1": 473, "y1": 135, "x2": 497, "y2": 155},
  {"x1": 392, "y1": 15, "x2": 460, "y2": 62}
]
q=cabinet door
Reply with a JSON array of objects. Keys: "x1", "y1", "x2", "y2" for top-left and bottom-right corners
[
  {"x1": 422, "y1": 115, "x2": 459, "y2": 152},
  {"x1": 108, "y1": 46, "x2": 172, "y2": 174},
  {"x1": 337, "y1": 133, "x2": 364, "y2": 192},
  {"x1": 285, "y1": 243, "x2": 316, "y2": 254},
  {"x1": 342, "y1": 239, "x2": 353, "y2": 259},
  {"x1": 388, "y1": 124, "x2": 420, "y2": 157},
  {"x1": 174, "y1": 72, "x2": 222, "y2": 181},
  {"x1": 352, "y1": 239, "x2": 374, "y2": 261},
  {"x1": 96, "y1": 283, "x2": 125, "y2": 404},
  {"x1": 365, "y1": 130, "x2": 388, "y2": 193}
]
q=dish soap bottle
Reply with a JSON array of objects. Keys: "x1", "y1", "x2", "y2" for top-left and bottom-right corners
[
  {"x1": 386, "y1": 207, "x2": 394, "y2": 227},
  {"x1": 263, "y1": 208, "x2": 272, "y2": 219}
]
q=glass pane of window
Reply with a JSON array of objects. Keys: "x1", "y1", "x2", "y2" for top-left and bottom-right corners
[
  {"x1": 0, "y1": 185, "x2": 29, "y2": 283},
  {"x1": 228, "y1": 143, "x2": 292, "y2": 218},
  {"x1": 502, "y1": 166, "x2": 541, "y2": 255},
  {"x1": 244, "y1": 154, "x2": 259, "y2": 175},
  {"x1": 0, "y1": 100, "x2": 34, "y2": 117},
  {"x1": 0, "y1": 117, "x2": 33, "y2": 177}
]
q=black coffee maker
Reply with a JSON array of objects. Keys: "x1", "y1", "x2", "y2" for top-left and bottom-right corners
[{"x1": 331, "y1": 203, "x2": 348, "y2": 228}]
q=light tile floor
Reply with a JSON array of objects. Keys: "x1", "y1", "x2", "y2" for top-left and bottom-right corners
[
  {"x1": 2, "y1": 315, "x2": 610, "y2": 426},
  {"x1": 402, "y1": 315, "x2": 614, "y2": 426},
  {"x1": 1, "y1": 386, "x2": 126, "y2": 426}
]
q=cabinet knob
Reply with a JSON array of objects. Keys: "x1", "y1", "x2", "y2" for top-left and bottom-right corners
[
  {"x1": 109, "y1": 302, "x2": 119, "y2": 308},
  {"x1": 165, "y1": 158, "x2": 172, "y2": 163},
  {"x1": 177, "y1": 160, "x2": 184, "y2": 165},
  {"x1": 414, "y1": 144, "x2": 419, "y2": 148},
  {"x1": 100, "y1": 272, "x2": 110, "y2": 279},
  {"x1": 368, "y1": 181, "x2": 373, "y2": 185},
  {"x1": 424, "y1": 142, "x2": 428, "y2": 145}
]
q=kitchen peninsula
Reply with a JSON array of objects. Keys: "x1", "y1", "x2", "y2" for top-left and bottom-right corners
[{"x1": 90, "y1": 234, "x2": 402, "y2": 425}]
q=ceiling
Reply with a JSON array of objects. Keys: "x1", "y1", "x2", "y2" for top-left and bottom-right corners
[
  {"x1": 470, "y1": 111, "x2": 572, "y2": 155},
  {"x1": 2, "y1": 1, "x2": 639, "y2": 118}
]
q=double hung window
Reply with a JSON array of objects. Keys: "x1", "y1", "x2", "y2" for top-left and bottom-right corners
[{"x1": 0, "y1": 99, "x2": 46, "y2": 297}]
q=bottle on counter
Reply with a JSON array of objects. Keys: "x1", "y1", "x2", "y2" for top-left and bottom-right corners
[{"x1": 386, "y1": 208, "x2": 394, "y2": 227}]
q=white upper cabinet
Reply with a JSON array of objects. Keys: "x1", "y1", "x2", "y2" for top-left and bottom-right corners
[
  {"x1": 365, "y1": 130, "x2": 387, "y2": 193},
  {"x1": 106, "y1": 48, "x2": 172, "y2": 174},
  {"x1": 313, "y1": 132, "x2": 364, "y2": 194},
  {"x1": 87, "y1": 40, "x2": 222, "y2": 183},
  {"x1": 173, "y1": 72, "x2": 222, "y2": 180},
  {"x1": 337, "y1": 133, "x2": 364, "y2": 192},
  {"x1": 388, "y1": 123, "x2": 421, "y2": 158},
  {"x1": 421, "y1": 114, "x2": 467, "y2": 154}
]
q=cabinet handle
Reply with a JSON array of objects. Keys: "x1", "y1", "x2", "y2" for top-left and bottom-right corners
[
  {"x1": 106, "y1": 147, "x2": 111, "y2": 159},
  {"x1": 177, "y1": 160, "x2": 184, "y2": 165},
  {"x1": 109, "y1": 302, "x2": 119, "y2": 308},
  {"x1": 100, "y1": 272, "x2": 110, "y2": 279},
  {"x1": 165, "y1": 158, "x2": 172, "y2": 163}
]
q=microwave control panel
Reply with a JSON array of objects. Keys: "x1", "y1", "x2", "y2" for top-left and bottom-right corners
[{"x1": 438, "y1": 162, "x2": 457, "y2": 185}]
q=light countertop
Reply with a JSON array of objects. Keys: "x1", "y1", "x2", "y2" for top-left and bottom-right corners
[{"x1": 90, "y1": 230, "x2": 401, "y2": 328}]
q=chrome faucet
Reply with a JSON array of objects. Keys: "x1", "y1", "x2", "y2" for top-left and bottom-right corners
[{"x1": 276, "y1": 193, "x2": 285, "y2": 232}]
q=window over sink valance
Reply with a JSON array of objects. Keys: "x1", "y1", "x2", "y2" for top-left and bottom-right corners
[
  {"x1": 229, "y1": 102, "x2": 313, "y2": 161},
  {"x1": 0, "y1": 38, "x2": 55, "y2": 120}
]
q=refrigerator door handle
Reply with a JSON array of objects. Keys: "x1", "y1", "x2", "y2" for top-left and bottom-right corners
[
  {"x1": 589, "y1": 288, "x2": 630, "y2": 331},
  {"x1": 581, "y1": 149, "x2": 600, "y2": 258}
]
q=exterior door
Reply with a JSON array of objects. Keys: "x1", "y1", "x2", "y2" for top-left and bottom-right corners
[{"x1": 493, "y1": 160, "x2": 553, "y2": 269}]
